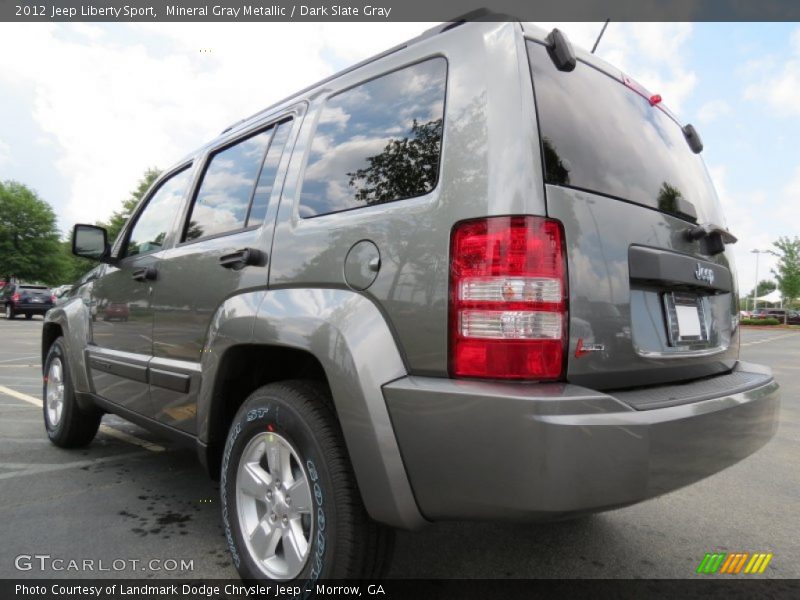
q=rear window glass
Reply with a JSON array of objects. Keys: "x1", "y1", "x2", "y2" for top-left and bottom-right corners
[
  {"x1": 299, "y1": 58, "x2": 447, "y2": 218},
  {"x1": 20, "y1": 286, "x2": 48, "y2": 291},
  {"x1": 527, "y1": 41, "x2": 722, "y2": 223}
]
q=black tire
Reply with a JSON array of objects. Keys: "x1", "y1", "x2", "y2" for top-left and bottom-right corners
[
  {"x1": 25, "y1": 313, "x2": 33, "y2": 320},
  {"x1": 5, "y1": 304, "x2": 15, "y2": 319},
  {"x1": 221, "y1": 380, "x2": 394, "y2": 582},
  {"x1": 43, "y1": 337, "x2": 101, "y2": 448}
]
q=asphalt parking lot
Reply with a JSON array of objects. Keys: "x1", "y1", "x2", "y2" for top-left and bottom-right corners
[{"x1": 0, "y1": 317, "x2": 798, "y2": 579}]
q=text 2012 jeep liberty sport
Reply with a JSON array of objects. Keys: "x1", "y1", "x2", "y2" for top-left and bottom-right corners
[{"x1": 44, "y1": 21, "x2": 779, "y2": 581}]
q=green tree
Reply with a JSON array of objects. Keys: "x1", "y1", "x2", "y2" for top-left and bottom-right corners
[
  {"x1": 104, "y1": 167, "x2": 160, "y2": 242},
  {"x1": 0, "y1": 180, "x2": 68, "y2": 285},
  {"x1": 771, "y1": 236, "x2": 800, "y2": 319},
  {"x1": 60, "y1": 240, "x2": 96, "y2": 283}
]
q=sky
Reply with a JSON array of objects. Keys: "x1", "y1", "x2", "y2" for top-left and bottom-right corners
[{"x1": 0, "y1": 21, "x2": 798, "y2": 296}]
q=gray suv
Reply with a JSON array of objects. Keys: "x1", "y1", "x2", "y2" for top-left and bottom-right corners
[{"x1": 43, "y1": 21, "x2": 779, "y2": 581}]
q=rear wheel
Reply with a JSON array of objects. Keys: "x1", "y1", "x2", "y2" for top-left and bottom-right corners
[
  {"x1": 5, "y1": 304, "x2": 15, "y2": 319},
  {"x1": 25, "y1": 313, "x2": 33, "y2": 320},
  {"x1": 43, "y1": 337, "x2": 101, "y2": 448},
  {"x1": 220, "y1": 380, "x2": 393, "y2": 581}
]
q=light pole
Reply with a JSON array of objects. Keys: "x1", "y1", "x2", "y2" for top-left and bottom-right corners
[{"x1": 751, "y1": 249, "x2": 767, "y2": 312}]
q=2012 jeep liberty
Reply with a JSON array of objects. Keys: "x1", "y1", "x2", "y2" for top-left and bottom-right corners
[{"x1": 43, "y1": 20, "x2": 780, "y2": 581}]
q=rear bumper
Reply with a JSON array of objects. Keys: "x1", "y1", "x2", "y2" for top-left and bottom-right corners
[
  {"x1": 12, "y1": 303, "x2": 52, "y2": 314},
  {"x1": 384, "y1": 361, "x2": 779, "y2": 521}
]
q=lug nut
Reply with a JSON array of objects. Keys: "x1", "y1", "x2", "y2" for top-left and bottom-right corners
[
  {"x1": 285, "y1": 496, "x2": 291, "y2": 505},
  {"x1": 269, "y1": 513, "x2": 277, "y2": 522},
  {"x1": 266, "y1": 490, "x2": 273, "y2": 500},
  {"x1": 282, "y1": 515, "x2": 288, "y2": 525}
]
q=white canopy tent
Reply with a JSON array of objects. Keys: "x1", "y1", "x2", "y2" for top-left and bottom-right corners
[{"x1": 755, "y1": 289, "x2": 783, "y2": 305}]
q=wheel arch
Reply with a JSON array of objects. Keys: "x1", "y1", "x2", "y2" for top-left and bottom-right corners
[
  {"x1": 42, "y1": 300, "x2": 95, "y2": 411},
  {"x1": 198, "y1": 288, "x2": 425, "y2": 530}
]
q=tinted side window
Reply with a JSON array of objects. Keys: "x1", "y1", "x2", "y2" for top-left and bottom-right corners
[
  {"x1": 185, "y1": 128, "x2": 273, "y2": 242},
  {"x1": 127, "y1": 167, "x2": 192, "y2": 257},
  {"x1": 299, "y1": 58, "x2": 447, "y2": 218}
]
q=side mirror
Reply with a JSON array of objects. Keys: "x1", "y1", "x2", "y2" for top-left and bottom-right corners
[{"x1": 72, "y1": 224, "x2": 109, "y2": 261}]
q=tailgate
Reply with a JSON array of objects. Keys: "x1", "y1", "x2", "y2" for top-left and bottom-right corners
[
  {"x1": 548, "y1": 186, "x2": 738, "y2": 390},
  {"x1": 19, "y1": 286, "x2": 51, "y2": 304},
  {"x1": 527, "y1": 36, "x2": 739, "y2": 391}
]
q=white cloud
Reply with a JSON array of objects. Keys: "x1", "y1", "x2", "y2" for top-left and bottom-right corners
[
  {"x1": 0, "y1": 138, "x2": 10, "y2": 167},
  {"x1": 744, "y1": 25, "x2": 800, "y2": 116},
  {"x1": 697, "y1": 99, "x2": 732, "y2": 123},
  {"x1": 781, "y1": 166, "x2": 800, "y2": 222},
  {"x1": 539, "y1": 22, "x2": 697, "y2": 112},
  {"x1": 0, "y1": 22, "x2": 430, "y2": 227},
  {"x1": 707, "y1": 165, "x2": 777, "y2": 295}
]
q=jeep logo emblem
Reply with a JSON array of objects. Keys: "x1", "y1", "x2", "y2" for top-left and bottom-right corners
[{"x1": 695, "y1": 263, "x2": 714, "y2": 285}]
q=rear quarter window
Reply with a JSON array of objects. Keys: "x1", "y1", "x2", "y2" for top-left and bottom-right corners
[{"x1": 299, "y1": 57, "x2": 447, "y2": 218}]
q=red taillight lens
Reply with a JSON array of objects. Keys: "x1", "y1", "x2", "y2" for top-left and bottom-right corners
[
  {"x1": 449, "y1": 216, "x2": 567, "y2": 380},
  {"x1": 51, "y1": 295, "x2": 57, "y2": 303},
  {"x1": 11, "y1": 293, "x2": 20, "y2": 303}
]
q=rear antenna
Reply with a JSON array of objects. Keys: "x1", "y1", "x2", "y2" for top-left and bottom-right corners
[{"x1": 591, "y1": 19, "x2": 610, "y2": 54}]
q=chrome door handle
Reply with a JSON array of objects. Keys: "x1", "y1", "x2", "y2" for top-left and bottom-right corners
[{"x1": 132, "y1": 266, "x2": 157, "y2": 282}]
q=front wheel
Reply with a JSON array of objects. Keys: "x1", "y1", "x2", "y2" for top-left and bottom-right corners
[
  {"x1": 43, "y1": 337, "x2": 101, "y2": 447},
  {"x1": 220, "y1": 381, "x2": 393, "y2": 581}
]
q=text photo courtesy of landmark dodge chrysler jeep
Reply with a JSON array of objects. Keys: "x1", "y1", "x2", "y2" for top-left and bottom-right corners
[{"x1": 44, "y1": 20, "x2": 779, "y2": 581}]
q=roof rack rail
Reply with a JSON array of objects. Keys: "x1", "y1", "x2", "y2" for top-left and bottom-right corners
[{"x1": 218, "y1": 14, "x2": 511, "y2": 137}]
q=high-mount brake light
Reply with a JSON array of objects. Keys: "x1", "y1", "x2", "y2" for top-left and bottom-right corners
[{"x1": 449, "y1": 216, "x2": 567, "y2": 380}]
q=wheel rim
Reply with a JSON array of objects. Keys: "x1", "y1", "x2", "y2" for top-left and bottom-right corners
[
  {"x1": 45, "y1": 358, "x2": 65, "y2": 426},
  {"x1": 235, "y1": 431, "x2": 314, "y2": 580}
]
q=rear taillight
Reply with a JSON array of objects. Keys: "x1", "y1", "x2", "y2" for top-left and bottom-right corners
[
  {"x1": 51, "y1": 295, "x2": 57, "y2": 303},
  {"x1": 449, "y1": 216, "x2": 567, "y2": 380},
  {"x1": 11, "y1": 293, "x2": 20, "y2": 303}
]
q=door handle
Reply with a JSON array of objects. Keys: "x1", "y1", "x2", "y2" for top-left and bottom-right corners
[
  {"x1": 132, "y1": 266, "x2": 157, "y2": 282},
  {"x1": 219, "y1": 248, "x2": 265, "y2": 270}
]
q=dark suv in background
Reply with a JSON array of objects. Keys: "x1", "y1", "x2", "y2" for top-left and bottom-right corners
[
  {"x1": 42, "y1": 20, "x2": 779, "y2": 582},
  {"x1": 2, "y1": 283, "x2": 55, "y2": 319}
]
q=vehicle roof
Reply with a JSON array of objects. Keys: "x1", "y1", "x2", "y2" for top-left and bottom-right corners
[
  {"x1": 174, "y1": 19, "x2": 503, "y2": 164},
  {"x1": 163, "y1": 19, "x2": 684, "y2": 181}
]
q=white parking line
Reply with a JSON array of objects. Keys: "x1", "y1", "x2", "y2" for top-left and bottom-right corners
[
  {"x1": 100, "y1": 426, "x2": 166, "y2": 453},
  {"x1": 0, "y1": 385, "x2": 42, "y2": 406},
  {"x1": 741, "y1": 332, "x2": 800, "y2": 347},
  {"x1": 0, "y1": 451, "x2": 149, "y2": 480},
  {"x1": 0, "y1": 355, "x2": 38, "y2": 364},
  {"x1": 0, "y1": 385, "x2": 165, "y2": 452}
]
